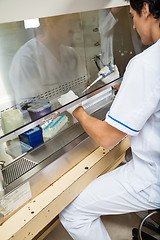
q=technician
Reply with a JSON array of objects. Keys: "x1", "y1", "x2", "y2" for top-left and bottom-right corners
[{"x1": 60, "y1": 0, "x2": 160, "y2": 239}]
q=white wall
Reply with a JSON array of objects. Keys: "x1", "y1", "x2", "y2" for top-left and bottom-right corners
[{"x1": 0, "y1": 0, "x2": 129, "y2": 23}]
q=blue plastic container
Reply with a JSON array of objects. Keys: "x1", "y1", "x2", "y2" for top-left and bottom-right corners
[{"x1": 19, "y1": 126, "x2": 43, "y2": 148}]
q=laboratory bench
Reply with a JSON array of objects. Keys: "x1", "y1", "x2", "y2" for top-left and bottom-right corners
[
  {"x1": 0, "y1": 84, "x2": 131, "y2": 240},
  {"x1": 0, "y1": 134, "x2": 130, "y2": 240},
  {"x1": 0, "y1": 2, "x2": 136, "y2": 238}
]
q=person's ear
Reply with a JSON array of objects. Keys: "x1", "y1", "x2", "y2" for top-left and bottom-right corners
[{"x1": 142, "y1": 2, "x2": 151, "y2": 18}]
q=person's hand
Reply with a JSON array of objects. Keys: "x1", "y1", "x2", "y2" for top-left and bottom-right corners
[
  {"x1": 72, "y1": 106, "x2": 86, "y2": 122},
  {"x1": 100, "y1": 65, "x2": 120, "y2": 84},
  {"x1": 67, "y1": 103, "x2": 81, "y2": 115},
  {"x1": 58, "y1": 90, "x2": 80, "y2": 115},
  {"x1": 98, "y1": 66, "x2": 110, "y2": 78},
  {"x1": 72, "y1": 105, "x2": 83, "y2": 117}
]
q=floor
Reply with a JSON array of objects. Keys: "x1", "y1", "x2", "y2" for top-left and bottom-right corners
[{"x1": 44, "y1": 212, "x2": 160, "y2": 240}]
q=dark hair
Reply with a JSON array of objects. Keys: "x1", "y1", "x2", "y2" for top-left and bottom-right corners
[{"x1": 129, "y1": 0, "x2": 160, "y2": 19}]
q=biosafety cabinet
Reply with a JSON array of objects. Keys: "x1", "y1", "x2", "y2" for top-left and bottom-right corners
[{"x1": 0, "y1": 0, "x2": 145, "y2": 239}]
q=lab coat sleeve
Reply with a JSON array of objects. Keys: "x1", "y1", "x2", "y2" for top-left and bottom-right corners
[
  {"x1": 99, "y1": 11, "x2": 117, "y2": 35},
  {"x1": 105, "y1": 56, "x2": 160, "y2": 136},
  {"x1": 99, "y1": 11, "x2": 117, "y2": 66}
]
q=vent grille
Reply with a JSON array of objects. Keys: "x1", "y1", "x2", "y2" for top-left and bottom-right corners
[
  {"x1": 2, "y1": 157, "x2": 37, "y2": 186},
  {"x1": 1, "y1": 75, "x2": 88, "y2": 112}
]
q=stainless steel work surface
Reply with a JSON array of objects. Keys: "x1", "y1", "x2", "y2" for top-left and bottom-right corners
[{"x1": 1, "y1": 102, "x2": 110, "y2": 196}]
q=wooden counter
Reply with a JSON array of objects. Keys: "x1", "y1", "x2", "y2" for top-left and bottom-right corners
[{"x1": 0, "y1": 136, "x2": 130, "y2": 240}]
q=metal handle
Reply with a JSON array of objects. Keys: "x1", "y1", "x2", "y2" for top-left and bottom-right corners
[
  {"x1": 0, "y1": 161, "x2": 5, "y2": 169},
  {"x1": 0, "y1": 161, "x2": 5, "y2": 191},
  {"x1": 138, "y1": 210, "x2": 159, "y2": 240}
]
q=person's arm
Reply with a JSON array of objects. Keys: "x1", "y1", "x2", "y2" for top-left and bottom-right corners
[{"x1": 73, "y1": 106, "x2": 126, "y2": 150}]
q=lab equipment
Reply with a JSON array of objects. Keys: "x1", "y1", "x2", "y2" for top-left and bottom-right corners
[
  {"x1": 40, "y1": 113, "x2": 69, "y2": 141},
  {"x1": 19, "y1": 126, "x2": 43, "y2": 148},
  {"x1": 82, "y1": 63, "x2": 115, "y2": 93},
  {"x1": 101, "y1": 65, "x2": 120, "y2": 84},
  {"x1": 6, "y1": 141, "x2": 32, "y2": 158},
  {"x1": 1, "y1": 109, "x2": 24, "y2": 134},
  {"x1": 58, "y1": 90, "x2": 80, "y2": 114},
  {"x1": 82, "y1": 75, "x2": 104, "y2": 93},
  {"x1": 27, "y1": 100, "x2": 51, "y2": 121}
]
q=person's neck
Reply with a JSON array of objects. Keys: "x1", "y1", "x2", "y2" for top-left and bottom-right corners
[{"x1": 151, "y1": 19, "x2": 160, "y2": 43}]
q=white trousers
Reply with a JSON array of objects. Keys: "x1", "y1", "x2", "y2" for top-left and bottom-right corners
[{"x1": 59, "y1": 162, "x2": 159, "y2": 240}]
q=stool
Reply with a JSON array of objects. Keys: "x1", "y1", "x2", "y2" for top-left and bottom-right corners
[{"x1": 132, "y1": 209, "x2": 160, "y2": 240}]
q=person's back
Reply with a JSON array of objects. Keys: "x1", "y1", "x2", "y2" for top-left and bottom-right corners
[{"x1": 106, "y1": 39, "x2": 160, "y2": 200}]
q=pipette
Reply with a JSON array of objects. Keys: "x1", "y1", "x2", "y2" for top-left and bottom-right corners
[
  {"x1": 82, "y1": 75, "x2": 104, "y2": 93},
  {"x1": 82, "y1": 65, "x2": 114, "y2": 94}
]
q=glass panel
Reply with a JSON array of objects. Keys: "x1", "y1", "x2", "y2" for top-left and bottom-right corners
[
  {"x1": 0, "y1": 13, "x2": 89, "y2": 137},
  {"x1": 82, "y1": 6, "x2": 148, "y2": 92},
  {"x1": 82, "y1": 7, "x2": 134, "y2": 91},
  {"x1": 0, "y1": 6, "x2": 147, "y2": 163}
]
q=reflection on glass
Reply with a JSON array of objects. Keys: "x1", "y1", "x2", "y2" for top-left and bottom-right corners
[
  {"x1": 9, "y1": 14, "x2": 87, "y2": 113},
  {"x1": 0, "y1": 6, "x2": 146, "y2": 143},
  {"x1": 81, "y1": 8, "x2": 121, "y2": 93},
  {"x1": 98, "y1": 9, "x2": 117, "y2": 68},
  {"x1": 0, "y1": 13, "x2": 89, "y2": 139}
]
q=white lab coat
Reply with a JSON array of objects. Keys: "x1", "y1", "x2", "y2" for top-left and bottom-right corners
[
  {"x1": 60, "y1": 39, "x2": 160, "y2": 240},
  {"x1": 106, "y1": 39, "x2": 160, "y2": 203},
  {"x1": 9, "y1": 38, "x2": 87, "y2": 104}
]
